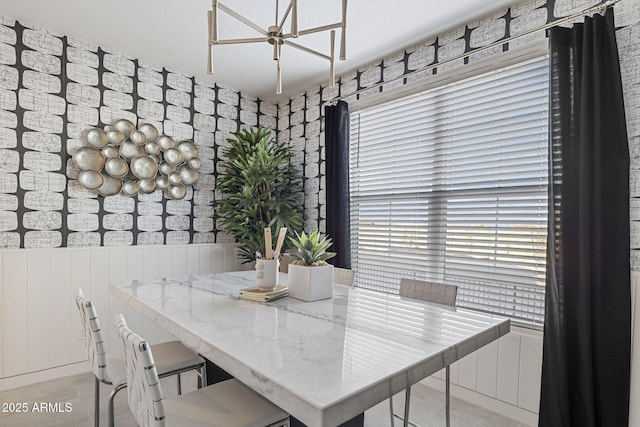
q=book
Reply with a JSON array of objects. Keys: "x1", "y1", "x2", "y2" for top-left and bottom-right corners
[{"x1": 239, "y1": 285, "x2": 288, "y2": 302}]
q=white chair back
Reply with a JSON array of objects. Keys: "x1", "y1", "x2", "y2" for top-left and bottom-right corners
[
  {"x1": 399, "y1": 278, "x2": 458, "y2": 306},
  {"x1": 116, "y1": 314, "x2": 165, "y2": 427},
  {"x1": 75, "y1": 288, "x2": 108, "y2": 381},
  {"x1": 334, "y1": 267, "x2": 355, "y2": 286}
]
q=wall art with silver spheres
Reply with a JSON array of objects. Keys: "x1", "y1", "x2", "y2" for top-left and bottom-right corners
[{"x1": 72, "y1": 119, "x2": 201, "y2": 199}]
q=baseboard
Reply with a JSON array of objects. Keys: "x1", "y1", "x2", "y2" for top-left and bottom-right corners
[
  {"x1": 421, "y1": 376, "x2": 538, "y2": 426},
  {"x1": 0, "y1": 362, "x2": 89, "y2": 392}
]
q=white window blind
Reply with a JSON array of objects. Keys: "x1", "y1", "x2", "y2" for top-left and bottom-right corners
[{"x1": 349, "y1": 57, "x2": 549, "y2": 325}]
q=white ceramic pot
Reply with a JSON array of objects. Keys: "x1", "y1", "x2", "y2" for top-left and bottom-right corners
[
  {"x1": 287, "y1": 264, "x2": 334, "y2": 301},
  {"x1": 255, "y1": 259, "x2": 279, "y2": 290}
]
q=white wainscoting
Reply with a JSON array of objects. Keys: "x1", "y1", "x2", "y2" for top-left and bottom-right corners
[
  {"x1": 423, "y1": 325, "x2": 543, "y2": 426},
  {"x1": 0, "y1": 243, "x2": 244, "y2": 391}
]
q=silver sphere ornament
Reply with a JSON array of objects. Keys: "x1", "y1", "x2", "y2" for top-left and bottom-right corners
[
  {"x1": 148, "y1": 154, "x2": 161, "y2": 165},
  {"x1": 121, "y1": 180, "x2": 140, "y2": 196},
  {"x1": 104, "y1": 157, "x2": 129, "y2": 178},
  {"x1": 145, "y1": 141, "x2": 161, "y2": 155},
  {"x1": 97, "y1": 174, "x2": 122, "y2": 196},
  {"x1": 188, "y1": 157, "x2": 202, "y2": 170},
  {"x1": 139, "y1": 123, "x2": 159, "y2": 142},
  {"x1": 72, "y1": 147, "x2": 105, "y2": 171},
  {"x1": 119, "y1": 141, "x2": 145, "y2": 161},
  {"x1": 177, "y1": 141, "x2": 199, "y2": 161},
  {"x1": 158, "y1": 135, "x2": 176, "y2": 151},
  {"x1": 179, "y1": 165, "x2": 199, "y2": 186},
  {"x1": 114, "y1": 119, "x2": 136, "y2": 138},
  {"x1": 168, "y1": 184, "x2": 187, "y2": 200},
  {"x1": 130, "y1": 130, "x2": 147, "y2": 145},
  {"x1": 156, "y1": 175, "x2": 170, "y2": 189},
  {"x1": 87, "y1": 129, "x2": 108, "y2": 148},
  {"x1": 107, "y1": 130, "x2": 126, "y2": 146},
  {"x1": 164, "y1": 148, "x2": 183, "y2": 165},
  {"x1": 168, "y1": 171, "x2": 182, "y2": 185},
  {"x1": 130, "y1": 156, "x2": 159, "y2": 180},
  {"x1": 102, "y1": 146, "x2": 120, "y2": 159},
  {"x1": 78, "y1": 170, "x2": 104, "y2": 189},
  {"x1": 138, "y1": 179, "x2": 157, "y2": 194},
  {"x1": 158, "y1": 162, "x2": 176, "y2": 176}
]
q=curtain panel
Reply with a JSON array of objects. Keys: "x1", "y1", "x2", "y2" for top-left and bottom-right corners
[
  {"x1": 324, "y1": 100, "x2": 351, "y2": 269},
  {"x1": 539, "y1": 8, "x2": 631, "y2": 427}
]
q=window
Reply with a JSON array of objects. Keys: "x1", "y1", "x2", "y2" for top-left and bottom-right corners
[{"x1": 349, "y1": 57, "x2": 549, "y2": 325}]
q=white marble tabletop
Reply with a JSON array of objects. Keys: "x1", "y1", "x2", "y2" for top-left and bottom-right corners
[{"x1": 110, "y1": 270, "x2": 510, "y2": 427}]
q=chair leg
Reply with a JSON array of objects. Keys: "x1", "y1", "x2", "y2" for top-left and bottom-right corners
[
  {"x1": 445, "y1": 366, "x2": 451, "y2": 427},
  {"x1": 199, "y1": 363, "x2": 207, "y2": 388},
  {"x1": 108, "y1": 383, "x2": 127, "y2": 427},
  {"x1": 177, "y1": 372, "x2": 182, "y2": 395},
  {"x1": 403, "y1": 385, "x2": 411, "y2": 427},
  {"x1": 389, "y1": 394, "x2": 395, "y2": 427},
  {"x1": 94, "y1": 376, "x2": 100, "y2": 427}
]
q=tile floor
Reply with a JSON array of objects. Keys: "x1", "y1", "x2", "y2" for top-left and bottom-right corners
[{"x1": 0, "y1": 371, "x2": 532, "y2": 426}]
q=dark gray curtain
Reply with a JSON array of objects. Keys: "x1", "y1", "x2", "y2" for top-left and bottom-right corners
[
  {"x1": 539, "y1": 8, "x2": 631, "y2": 427},
  {"x1": 324, "y1": 100, "x2": 351, "y2": 269}
]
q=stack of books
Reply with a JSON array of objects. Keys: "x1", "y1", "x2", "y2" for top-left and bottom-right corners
[{"x1": 239, "y1": 285, "x2": 288, "y2": 302}]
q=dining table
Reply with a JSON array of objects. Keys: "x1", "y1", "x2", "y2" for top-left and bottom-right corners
[{"x1": 109, "y1": 270, "x2": 510, "y2": 427}]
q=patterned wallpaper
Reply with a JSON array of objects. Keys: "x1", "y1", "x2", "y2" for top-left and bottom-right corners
[
  {"x1": 277, "y1": 0, "x2": 640, "y2": 272},
  {"x1": 0, "y1": 17, "x2": 278, "y2": 249},
  {"x1": 1, "y1": 0, "x2": 638, "y2": 252}
]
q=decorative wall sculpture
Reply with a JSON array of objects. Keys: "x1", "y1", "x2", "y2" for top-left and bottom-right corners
[{"x1": 72, "y1": 119, "x2": 201, "y2": 199}]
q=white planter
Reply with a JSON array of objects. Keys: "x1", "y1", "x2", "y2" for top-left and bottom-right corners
[{"x1": 287, "y1": 264, "x2": 334, "y2": 301}]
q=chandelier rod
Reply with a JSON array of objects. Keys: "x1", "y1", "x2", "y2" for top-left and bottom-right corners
[
  {"x1": 218, "y1": 3, "x2": 269, "y2": 36},
  {"x1": 277, "y1": 1, "x2": 294, "y2": 34},
  {"x1": 284, "y1": 40, "x2": 331, "y2": 61},
  {"x1": 215, "y1": 37, "x2": 269, "y2": 45},
  {"x1": 297, "y1": 22, "x2": 343, "y2": 37}
]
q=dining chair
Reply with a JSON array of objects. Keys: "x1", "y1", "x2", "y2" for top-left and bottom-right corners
[
  {"x1": 279, "y1": 253, "x2": 295, "y2": 273},
  {"x1": 75, "y1": 289, "x2": 207, "y2": 427},
  {"x1": 391, "y1": 278, "x2": 458, "y2": 427},
  {"x1": 115, "y1": 313, "x2": 290, "y2": 427},
  {"x1": 333, "y1": 267, "x2": 355, "y2": 286}
]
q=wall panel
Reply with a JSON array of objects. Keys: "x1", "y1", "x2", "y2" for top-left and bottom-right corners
[
  {"x1": 49, "y1": 249, "x2": 71, "y2": 368},
  {"x1": 518, "y1": 334, "x2": 543, "y2": 412},
  {"x1": 26, "y1": 250, "x2": 50, "y2": 372},
  {"x1": 2, "y1": 251, "x2": 27, "y2": 376},
  {"x1": 0, "y1": 242, "x2": 237, "y2": 384}
]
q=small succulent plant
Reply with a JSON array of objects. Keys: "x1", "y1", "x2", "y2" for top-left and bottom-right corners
[{"x1": 289, "y1": 230, "x2": 336, "y2": 266}]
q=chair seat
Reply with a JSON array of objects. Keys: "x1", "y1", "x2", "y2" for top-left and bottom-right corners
[
  {"x1": 164, "y1": 378, "x2": 288, "y2": 427},
  {"x1": 106, "y1": 341, "x2": 205, "y2": 386}
]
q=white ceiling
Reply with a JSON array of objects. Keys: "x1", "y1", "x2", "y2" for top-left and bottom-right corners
[{"x1": 1, "y1": 0, "x2": 516, "y2": 102}]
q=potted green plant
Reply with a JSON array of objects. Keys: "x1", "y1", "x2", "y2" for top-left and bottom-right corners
[
  {"x1": 287, "y1": 230, "x2": 336, "y2": 301},
  {"x1": 215, "y1": 126, "x2": 303, "y2": 262}
]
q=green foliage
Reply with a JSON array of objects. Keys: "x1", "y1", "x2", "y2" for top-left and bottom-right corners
[
  {"x1": 215, "y1": 126, "x2": 304, "y2": 262},
  {"x1": 289, "y1": 230, "x2": 336, "y2": 266}
]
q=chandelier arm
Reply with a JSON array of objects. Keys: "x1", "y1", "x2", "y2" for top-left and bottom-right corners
[
  {"x1": 284, "y1": 40, "x2": 331, "y2": 61},
  {"x1": 217, "y1": 2, "x2": 269, "y2": 36},
  {"x1": 296, "y1": 22, "x2": 343, "y2": 37},
  {"x1": 277, "y1": 1, "x2": 294, "y2": 33},
  {"x1": 213, "y1": 37, "x2": 270, "y2": 45}
]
